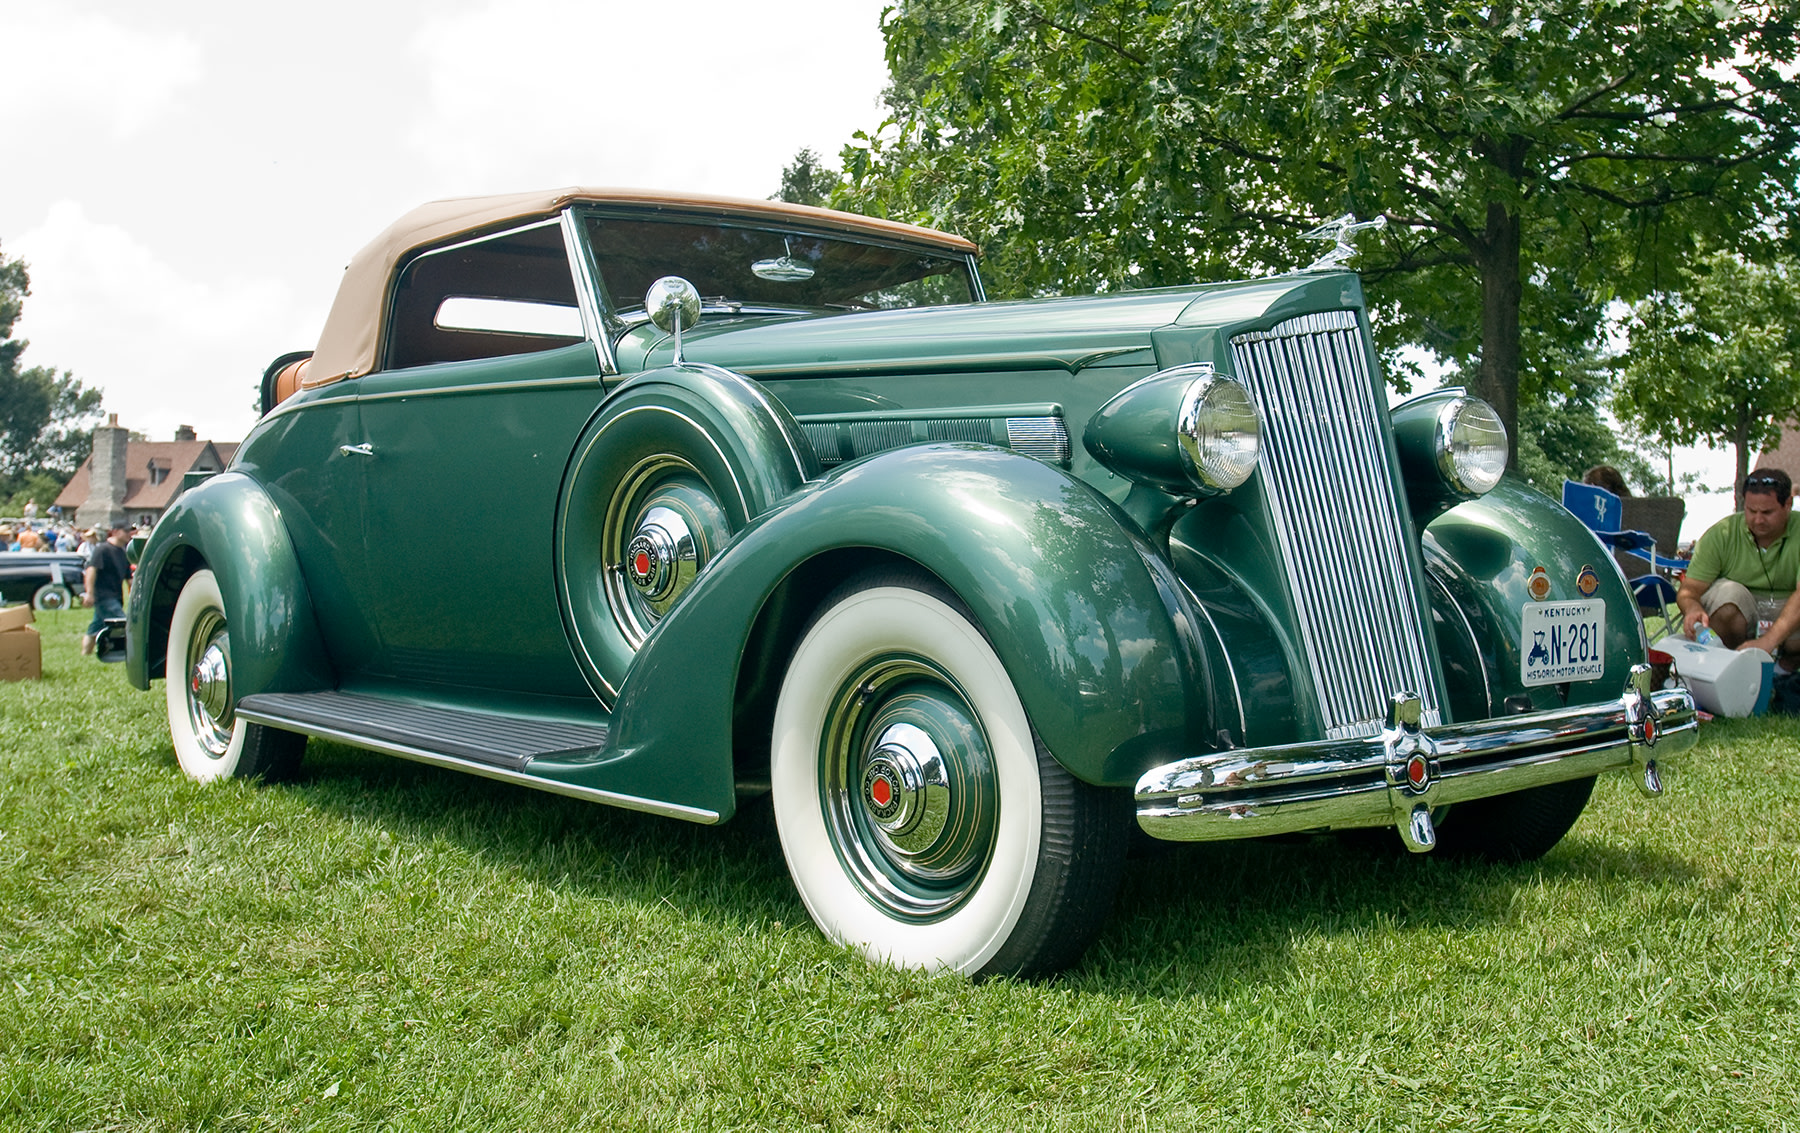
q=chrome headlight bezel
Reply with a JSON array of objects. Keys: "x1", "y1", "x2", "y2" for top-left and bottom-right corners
[
  {"x1": 1082, "y1": 363, "x2": 1263, "y2": 498},
  {"x1": 1175, "y1": 372, "x2": 1263, "y2": 493},
  {"x1": 1433, "y1": 396, "x2": 1508, "y2": 497}
]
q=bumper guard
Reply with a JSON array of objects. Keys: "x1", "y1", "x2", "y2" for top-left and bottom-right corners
[{"x1": 1136, "y1": 664, "x2": 1696, "y2": 851}]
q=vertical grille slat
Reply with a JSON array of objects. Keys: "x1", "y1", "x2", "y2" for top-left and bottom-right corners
[{"x1": 1231, "y1": 310, "x2": 1441, "y2": 738}]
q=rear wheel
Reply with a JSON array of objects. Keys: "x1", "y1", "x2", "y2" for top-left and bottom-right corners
[
  {"x1": 32, "y1": 583, "x2": 72, "y2": 611},
  {"x1": 771, "y1": 569, "x2": 1128, "y2": 977},
  {"x1": 165, "y1": 570, "x2": 305, "y2": 782}
]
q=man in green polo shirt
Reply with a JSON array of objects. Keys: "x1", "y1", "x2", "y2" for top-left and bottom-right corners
[{"x1": 1677, "y1": 468, "x2": 1800, "y2": 664}]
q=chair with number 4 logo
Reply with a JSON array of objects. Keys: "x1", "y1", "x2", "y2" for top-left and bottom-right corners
[{"x1": 1560, "y1": 481, "x2": 1689, "y2": 641}]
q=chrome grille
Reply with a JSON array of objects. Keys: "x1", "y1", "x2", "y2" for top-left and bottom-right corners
[{"x1": 1230, "y1": 310, "x2": 1441, "y2": 738}]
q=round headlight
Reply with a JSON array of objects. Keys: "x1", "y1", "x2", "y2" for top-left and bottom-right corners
[
  {"x1": 1177, "y1": 376, "x2": 1262, "y2": 491},
  {"x1": 1435, "y1": 396, "x2": 1507, "y2": 495}
]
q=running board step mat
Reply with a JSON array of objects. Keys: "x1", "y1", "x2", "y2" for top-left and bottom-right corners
[{"x1": 236, "y1": 690, "x2": 610, "y2": 771}]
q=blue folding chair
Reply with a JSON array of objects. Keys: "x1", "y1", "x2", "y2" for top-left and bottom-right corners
[{"x1": 1561, "y1": 481, "x2": 1690, "y2": 639}]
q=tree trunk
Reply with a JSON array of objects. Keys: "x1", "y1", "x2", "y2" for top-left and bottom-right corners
[
  {"x1": 1471, "y1": 202, "x2": 1523, "y2": 469},
  {"x1": 1733, "y1": 401, "x2": 1751, "y2": 508}
]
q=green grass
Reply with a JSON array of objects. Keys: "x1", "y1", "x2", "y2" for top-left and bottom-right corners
[{"x1": 3, "y1": 609, "x2": 1797, "y2": 1131}]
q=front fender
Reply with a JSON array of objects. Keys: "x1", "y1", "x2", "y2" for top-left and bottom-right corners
[
  {"x1": 1423, "y1": 475, "x2": 1644, "y2": 715},
  {"x1": 605, "y1": 443, "x2": 1215, "y2": 807},
  {"x1": 126, "y1": 472, "x2": 334, "y2": 695}
]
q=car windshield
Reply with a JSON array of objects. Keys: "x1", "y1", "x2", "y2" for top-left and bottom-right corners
[{"x1": 583, "y1": 214, "x2": 976, "y2": 316}]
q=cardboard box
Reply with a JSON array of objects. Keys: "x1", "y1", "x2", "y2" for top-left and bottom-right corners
[{"x1": 0, "y1": 604, "x2": 40, "y2": 681}]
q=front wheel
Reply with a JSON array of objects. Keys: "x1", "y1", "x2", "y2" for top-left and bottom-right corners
[
  {"x1": 165, "y1": 570, "x2": 306, "y2": 782},
  {"x1": 32, "y1": 583, "x2": 71, "y2": 611},
  {"x1": 1431, "y1": 775, "x2": 1596, "y2": 861},
  {"x1": 771, "y1": 570, "x2": 1128, "y2": 977}
]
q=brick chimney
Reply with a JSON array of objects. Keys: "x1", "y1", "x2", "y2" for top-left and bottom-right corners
[
  {"x1": 174, "y1": 424, "x2": 196, "y2": 442},
  {"x1": 77, "y1": 414, "x2": 130, "y2": 530}
]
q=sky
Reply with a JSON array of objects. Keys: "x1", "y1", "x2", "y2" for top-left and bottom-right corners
[
  {"x1": 2, "y1": 0, "x2": 893, "y2": 442},
  {"x1": 2, "y1": 0, "x2": 1741, "y2": 540}
]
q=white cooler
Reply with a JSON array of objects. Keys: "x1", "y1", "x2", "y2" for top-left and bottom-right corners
[{"x1": 1657, "y1": 637, "x2": 1773, "y2": 717}]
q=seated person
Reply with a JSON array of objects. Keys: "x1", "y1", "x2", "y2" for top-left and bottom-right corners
[
  {"x1": 1677, "y1": 468, "x2": 1800, "y2": 665},
  {"x1": 1584, "y1": 464, "x2": 1631, "y2": 497}
]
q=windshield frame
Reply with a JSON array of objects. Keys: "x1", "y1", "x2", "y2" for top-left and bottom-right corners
[{"x1": 569, "y1": 204, "x2": 986, "y2": 342}]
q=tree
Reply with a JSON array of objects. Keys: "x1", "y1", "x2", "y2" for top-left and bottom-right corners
[
  {"x1": 773, "y1": 148, "x2": 845, "y2": 208},
  {"x1": 0, "y1": 241, "x2": 103, "y2": 499},
  {"x1": 837, "y1": 0, "x2": 1800, "y2": 466},
  {"x1": 1613, "y1": 250, "x2": 1800, "y2": 492}
]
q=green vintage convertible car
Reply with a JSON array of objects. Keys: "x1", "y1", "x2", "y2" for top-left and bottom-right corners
[{"x1": 126, "y1": 188, "x2": 1695, "y2": 976}]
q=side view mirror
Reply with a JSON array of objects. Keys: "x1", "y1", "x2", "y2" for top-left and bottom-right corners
[{"x1": 646, "y1": 276, "x2": 702, "y2": 363}]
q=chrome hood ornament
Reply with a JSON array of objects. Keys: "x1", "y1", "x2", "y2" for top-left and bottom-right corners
[{"x1": 1300, "y1": 213, "x2": 1387, "y2": 272}]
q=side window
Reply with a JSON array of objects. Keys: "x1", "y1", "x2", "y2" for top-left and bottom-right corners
[{"x1": 385, "y1": 220, "x2": 585, "y2": 370}]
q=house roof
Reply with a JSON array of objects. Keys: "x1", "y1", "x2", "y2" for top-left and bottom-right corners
[
  {"x1": 305, "y1": 187, "x2": 980, "y2": 390},
  {"x1": 55, "y1": 440, "x2": 232, "y2": 515}
]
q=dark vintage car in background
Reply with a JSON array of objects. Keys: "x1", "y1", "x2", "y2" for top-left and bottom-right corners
[
  {"x1": 124, "y1": 189, "x2": 1696, "y2": 976},
  {"x1": 0, "y1": 551, "x2": 86, "y2": 610}
]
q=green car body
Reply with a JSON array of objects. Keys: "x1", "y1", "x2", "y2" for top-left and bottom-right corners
[{"x1": 126, "y1": 190, "x2": 1695, "y2": 976}]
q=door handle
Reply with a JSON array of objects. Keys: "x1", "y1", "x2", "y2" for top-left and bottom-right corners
[{"x1": 339, "y1": 443, "x2": 374, "y2": 457}]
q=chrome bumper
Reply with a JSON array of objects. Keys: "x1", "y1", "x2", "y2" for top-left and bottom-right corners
[{"x1": 1136, "y1": 664, "x2": 1696, "y2": 851}]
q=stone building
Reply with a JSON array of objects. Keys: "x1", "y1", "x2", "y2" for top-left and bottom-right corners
[{"x1": 56, "y1": 418, "x2": 238, "y2": 530}]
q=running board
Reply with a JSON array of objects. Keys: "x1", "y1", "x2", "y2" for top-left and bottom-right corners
[
  {"x1": 233, "y1": 690, "x2": 716, "y2": 824},
  {"x1": 236, "y1": 690, "x2": 609, "y2": 769}
]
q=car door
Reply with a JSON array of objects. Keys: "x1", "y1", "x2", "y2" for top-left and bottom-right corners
[{"x1": 353, "y1": 216, "x2": 608, "y2": 696}]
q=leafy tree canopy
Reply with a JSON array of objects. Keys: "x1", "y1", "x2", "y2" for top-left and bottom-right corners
[
  {"x1": 0, "y1": 241, "x2": 103, "y2": 498},
  {"x1": 774, "y1": 148, "x2": 846, "y2": 208},
  {"x1": 836, "y1": 0, "x2": 1800, "y2": 466},
  {"x1": 1613, "y1": 250, "x2": 1800, "y2": 490}
]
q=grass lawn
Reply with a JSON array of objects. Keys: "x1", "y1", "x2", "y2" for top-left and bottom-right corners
[{"x1": 2, "y1": 608, "x2": 1797, "y2": 1131}]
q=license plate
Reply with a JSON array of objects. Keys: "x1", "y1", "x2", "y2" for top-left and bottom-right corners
[{"x1": 1521, "y1": 600, "x2": 1606, "y2": 686}]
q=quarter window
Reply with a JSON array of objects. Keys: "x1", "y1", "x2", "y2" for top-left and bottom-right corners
[{"x1": 385, "y1": 220, "x2": 585, "y2": 370}]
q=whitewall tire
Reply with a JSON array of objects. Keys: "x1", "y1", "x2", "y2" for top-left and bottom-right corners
[
  {"x1": 165, "y1": 569, "x2": 304, "y2": 782},
  {"x1": 771, "y1": 569, "x2": 1128, "y2": 977}
]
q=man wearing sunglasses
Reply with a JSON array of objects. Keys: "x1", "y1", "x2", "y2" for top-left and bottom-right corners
[{"x1": 1677, "y1": 468, "x2": 1800, "y2": 666}]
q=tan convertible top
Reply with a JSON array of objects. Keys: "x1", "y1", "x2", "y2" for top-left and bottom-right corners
[{"x1": 304, "y1": 187, "x2": 980, "y2": 388}]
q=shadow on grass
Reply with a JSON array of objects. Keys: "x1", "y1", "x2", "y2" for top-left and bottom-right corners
[
  {"x1": 195, "y1": 736, "x2": 1707, "y2": 995},
  {"x1": 1079, "y1": 822, "x2": 1705, "y2": 994},
  {"x1": 272, "y1": 739, "x2": 803, "y2": 928}
]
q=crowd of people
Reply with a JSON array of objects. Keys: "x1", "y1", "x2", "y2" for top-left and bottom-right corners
[
  {"x1": 0, "y1": 497, "x2": 115, "y2": 560},
  {"x1": 1, "y1": 503, "x2": 138, "y2": 659}
]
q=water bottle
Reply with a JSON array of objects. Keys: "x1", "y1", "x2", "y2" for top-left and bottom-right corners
[{"x1": 1696, "y1": 625, "x2": 1721, "y2": 647}]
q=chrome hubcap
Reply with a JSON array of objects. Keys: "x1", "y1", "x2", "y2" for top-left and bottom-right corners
[
  {"x1": 603, "y1": 458, "x2": 729, "y2": 643},
  {"x1": 183, "y1": 611, "x2": 234, "y2": 757},
  {"x1": 823, "y1": 658, "x2": 997, "y2": 921},
  {"x1": 625, "y1": 505, "x2": 694, "y2": 606}
]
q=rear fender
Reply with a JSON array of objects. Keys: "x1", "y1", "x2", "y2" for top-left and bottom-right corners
[
  {"x1": 604, "y1": 443, "x2": 1217, "y2": 814},
  {"x1": 126, "y1": 472, "x2": 333, "y2": 695}
]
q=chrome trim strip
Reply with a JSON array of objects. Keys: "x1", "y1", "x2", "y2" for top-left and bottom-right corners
[
  {"x1": 234, "y1": 706, "x2": 721, "y2": 824},
  {"x1": 257, "y1": 391, "x2": 360, "y2": 424},
  {"x1": 1135, "y1": 674, "x2": 1694, "y2": 843},
  {"x1": 797, "y1": 402, "x2": 1063, "y2": 424},
  {"x1": 561, "y1": 208, "x2": 618, "y2": 375},
  {"x1": 355, "y1": 375, "x2": 602, "y2": 403}
]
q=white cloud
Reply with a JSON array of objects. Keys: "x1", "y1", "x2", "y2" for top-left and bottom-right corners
[
  {"x1": 406, "y1": 0, "x2": 889, "y2": 195},
  {"x1": 11, "y1": 202, "x2": 316, "y2": 444},
  {"x1": 2, "y1": 6, "x2": 203, "y2": 136}
]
